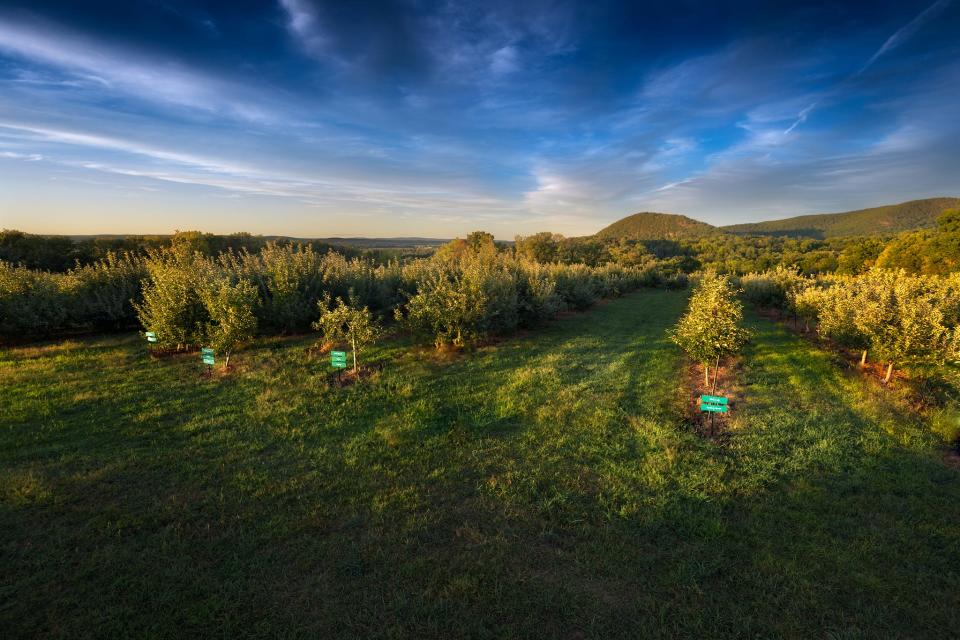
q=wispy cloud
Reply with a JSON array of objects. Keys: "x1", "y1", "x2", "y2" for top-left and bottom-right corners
[
  {"x1": 0, "y1": 122, "x2": 255, "y2": 175},
  {"x1": 784, "y1": 0, "x2": 953, "y2": 136},
  {"x1": 0, "y1": 17, "x2": 275, "y2": 121},
  {"x1": 859, "y1": 0, "x2": 953, "y2": 74},
  {"x1": 783, "y1": 101, "x2": 819, "y2": 135}
]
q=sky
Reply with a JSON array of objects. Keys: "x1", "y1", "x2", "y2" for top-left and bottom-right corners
[{"x1": 0, "y1": 0, "x2": 958, "y2": 239}]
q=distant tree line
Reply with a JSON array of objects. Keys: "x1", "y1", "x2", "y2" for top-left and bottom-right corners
[
  {"x1": 0, "y1": 229, "x2": 369, "y2": 272},
  {"x1": 6, "y1": 207, "x2": 959, "y2": 277}
]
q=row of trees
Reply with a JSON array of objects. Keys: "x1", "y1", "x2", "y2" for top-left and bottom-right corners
[
  {"x1": 4, "y1": 232, "x2": 670, "y2": 362},
  {"x1": 133, "y1": 238, "x2": 671, "y2": 362},
  {"x1": 0, "y1": 253, "x2": 145, "y2": 338},
  {"x1": 741, "y1": 266, "x2": 960, "y2": 384}
]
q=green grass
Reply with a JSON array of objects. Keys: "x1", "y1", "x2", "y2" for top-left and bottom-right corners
[{"x1": 2, "y1": 290, "x2": 958, "y2": 638}]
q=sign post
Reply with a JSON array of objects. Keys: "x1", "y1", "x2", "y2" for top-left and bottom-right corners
[
  {"x1": 201, "y1": 347, "x2": 215, "y2": 368},
  {"x1": 331, "y1": 350, "x2": 347, "y2": 381},
  {"x1": 699, "y1": 394, "x2": 728, "y2": 435},
  {"x1": 145, "y1": 331, "x2": 157, "y2": 344}
]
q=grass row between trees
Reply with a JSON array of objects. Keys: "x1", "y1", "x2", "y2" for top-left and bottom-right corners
[{"x1": 2, "y1": 290, "x2": 959, "y2": 638}]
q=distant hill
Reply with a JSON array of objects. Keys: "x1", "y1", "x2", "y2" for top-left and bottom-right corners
[
  {"x1": 594, "y1": 212, "x2": 715, "y2": 240},
  {"x1": 721, "y1": 197, "x2": 960, "y2": 238}
]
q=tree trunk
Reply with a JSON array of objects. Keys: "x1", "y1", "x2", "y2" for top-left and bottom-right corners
[
  {"x1": 351, "y1": 334, "x2": 358, "y2": 373},
  {"x1": 712, "y1": 354, "x2": 720, "y2": 393},
  {"x1": 224, "y1": 352, "x2": 231, "y2": 370},
  {"x1": 860, "y1": 350, "x2": 867, "y2": 369},
  {"x1": 704, "y1": 363, "x2": 710, "y2": 387},
  {"x1": 883, "y1": 362, "x2": 894, "y2": 384}
]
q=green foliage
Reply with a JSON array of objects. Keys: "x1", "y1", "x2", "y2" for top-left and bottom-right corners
[
  {"x1": 813, "y1": 278, "x2": 869, "y2": 350},
  {"x1": 0, "y1": 229, "x2": 81, "y2": 271},
  {"x1": 201, "y1": 277, "x2": 259, "y2": 367},
  {"x1": 851, "y1": 270, "x2": 952, "y2": 379},
  {"x1": 548, "y1": 262, "x2": 600, "y2": 310},
  {"x1": 790, "y1": 285, "x2": 822, "y2": 332},
  {"x1": 398, "y1": 256, "x2": 505, "y2": 348},
  {"x1": 514, "y1": 262, "x2": 563, "y2": 326},
  {"x1": 465, "y1": 231, "x2": 497, "y2": 254},
  {"x1": 133, "y1": 247, "x2": 210, "y2": 350},
  {"x1": 396, "y1": 242, "x2": 656, "y2": 348},
  {"x1": 875, "y1": 207, "x2": 960, "y2": 275},
  {"x1": 0, "y1": 253, "x2": 145, "y2": 341},
  {"x1": 313, "y1": 293, "x2": 383, "y2": 370},
  {"x1": 136, "y1": 247, "x2": 259, "y2": 362},
  {"x1": 64, "y1": 252, "x2": 145, "y2": 330},
  {"x1": 0, "y1": 262, "x2": 69, "y2": 338},
  {"x1": 670, "y1": 271, "x2": 749, "y2": 373},
  {"x1": 514, "y1": 231, "x2": 561, "y2": 263},
  {"x1": 740, "y1": 265, "x2": 805, "y2": 311},
  {"x1": 836, "y1": 237, "x2": 885, "y2": 275},
  {"x1": 230, "y1": 242, "x2": 328, "y2": 333},
  {"x1": 747, "y1": 267, "x2": 960, "y2": 384}
]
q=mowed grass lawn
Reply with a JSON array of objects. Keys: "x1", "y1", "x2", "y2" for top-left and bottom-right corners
[{"x1": 2, "y1": 289, "x2": 958, "y2": 638}]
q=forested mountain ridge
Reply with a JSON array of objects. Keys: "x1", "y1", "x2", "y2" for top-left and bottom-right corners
[{"x1": 720, "y1": 197, "x2": 960, "y2": 238}]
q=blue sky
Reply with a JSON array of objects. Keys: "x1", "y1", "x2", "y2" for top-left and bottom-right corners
[{"x1": 0, "y1": 0, "x2": 958, "y2": 238}]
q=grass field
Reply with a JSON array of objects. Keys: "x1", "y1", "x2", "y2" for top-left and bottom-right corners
[{"x1": 2, "y1": 289, "x2": 958, "y2": 638}]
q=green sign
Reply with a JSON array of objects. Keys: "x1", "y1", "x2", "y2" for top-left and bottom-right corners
[
  {"x1": 700, "y1": 394, "x2": 729, "y2": 413},
  {"x1": 331, "y1": 350, "x2": 347, "y2": 369},
  {"x1": 145, "y1": 331, "x2": 157, "y2": 343},
  {"x1": 700, "y1": 403, "x2": 728, "y2": 413},
  {"x1": 201, "y1": 347, "x2": 215, "y2": 366}
]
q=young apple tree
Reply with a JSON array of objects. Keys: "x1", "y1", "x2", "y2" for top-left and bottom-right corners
[
  {"x1": 313, "y1": 292, "x2": 383, "y2": 372},
  {"x1": 671, "y1": 272, "x2": 750, "y2": 388},
  {"x1": 201, "y1": 277, "x2": 259, "y2": 369}
]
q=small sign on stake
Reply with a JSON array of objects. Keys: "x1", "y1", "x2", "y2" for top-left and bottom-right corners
[
  {"x1": 699, "y1": 395, "x2": 729, "y2": 413},
  {"x1": 700, "y1": 403, "x2": 728, "y2": 413},
  {"x1": 201, "y1": 347, "x2": 215, "y2": 366},
  {"x1": 145, "y1": 331, "x2": 157, "y2": 343},
  {"x1": 330, "y1": 350, "x2": 347, "y2": 369}
]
